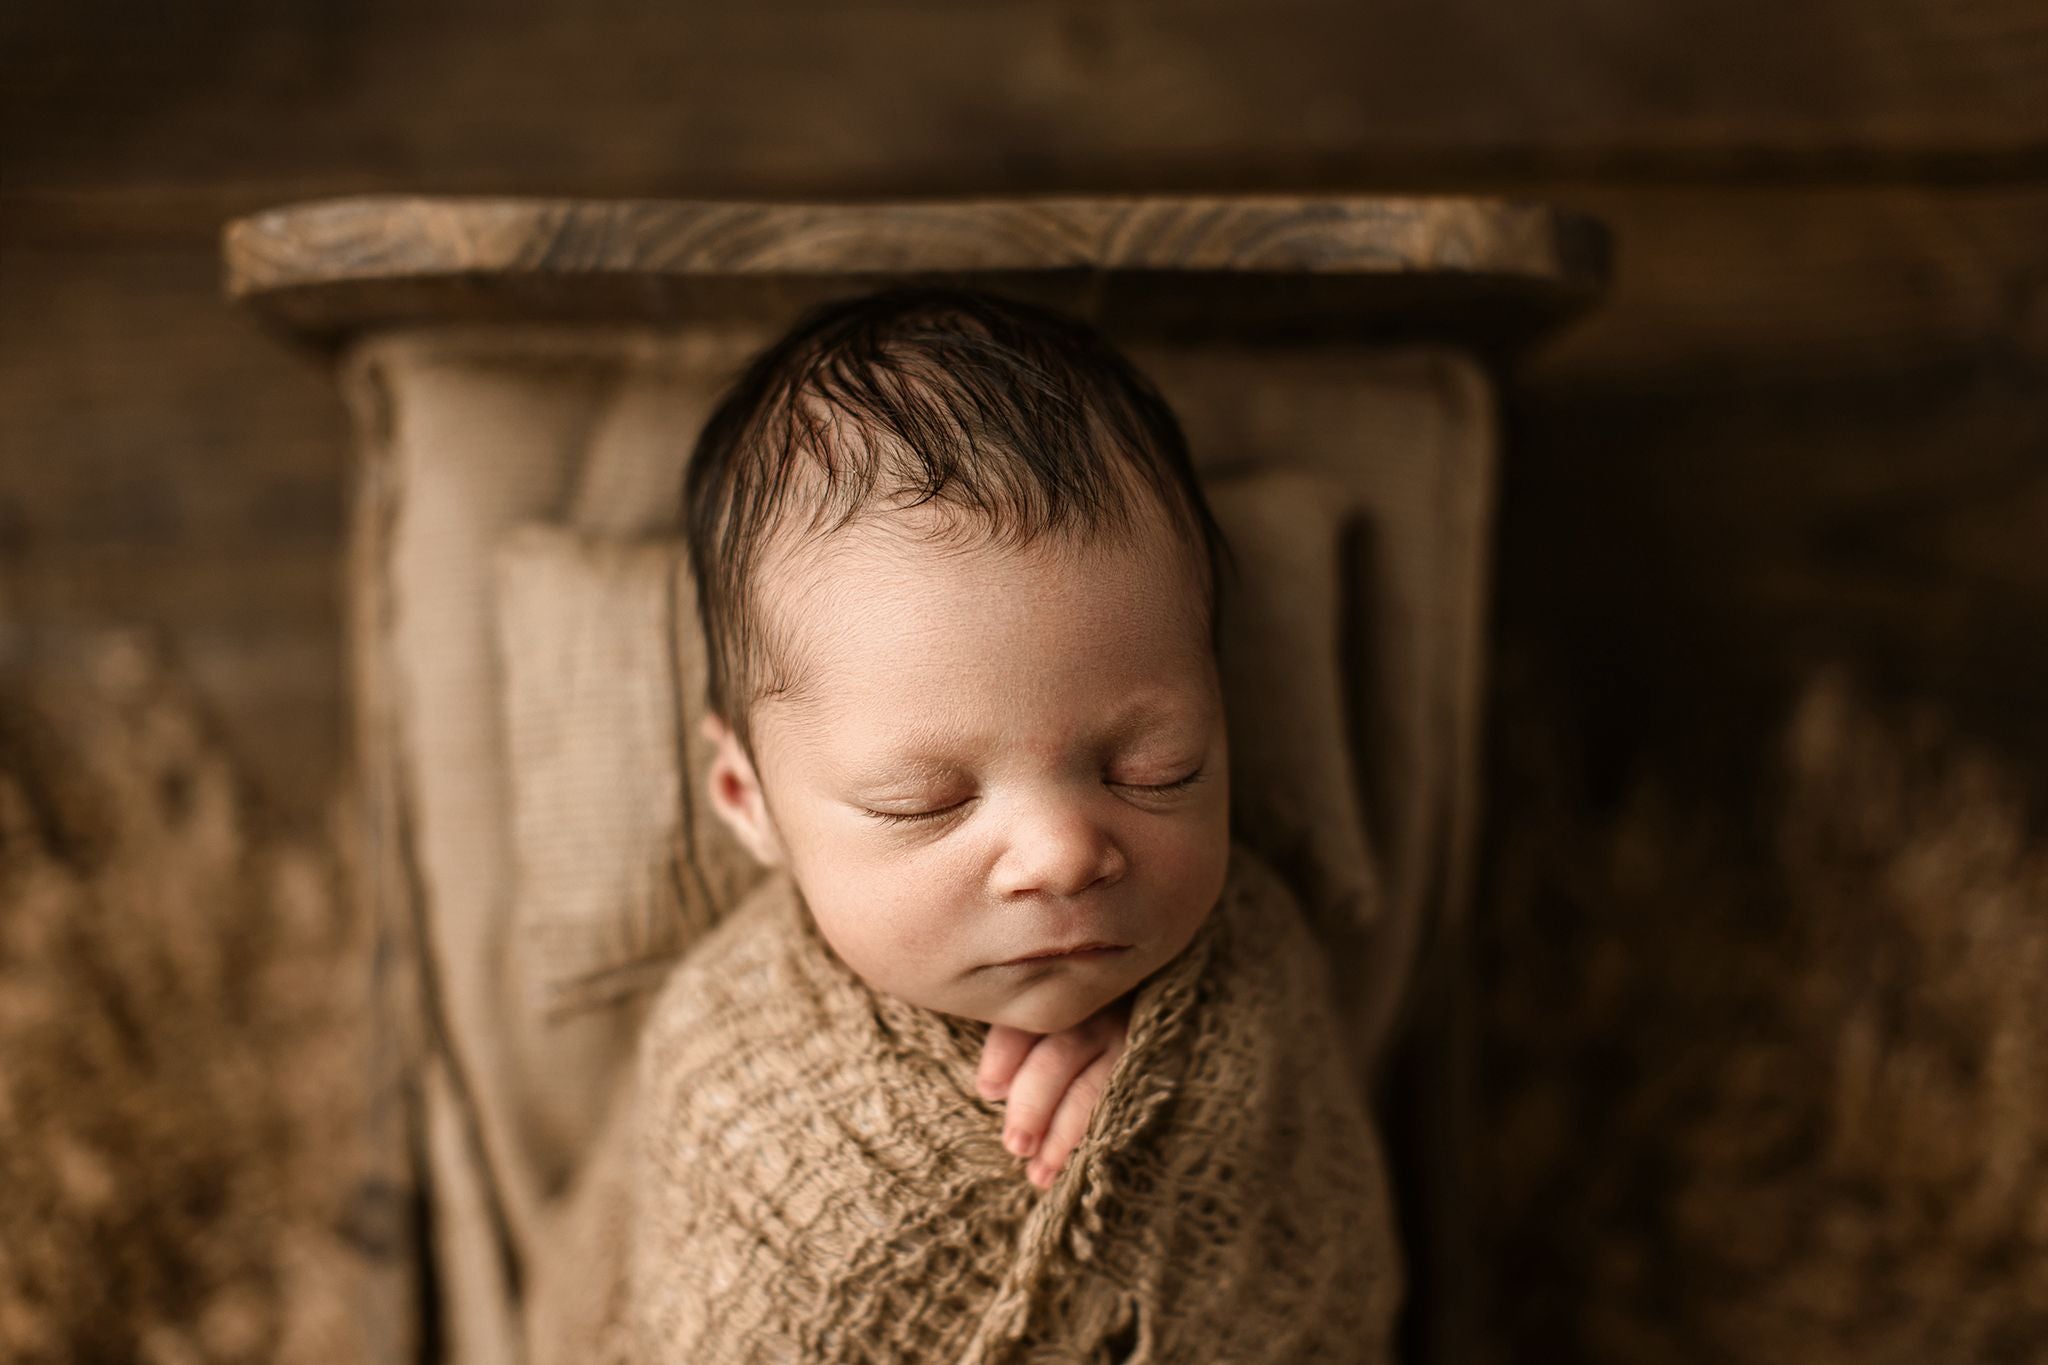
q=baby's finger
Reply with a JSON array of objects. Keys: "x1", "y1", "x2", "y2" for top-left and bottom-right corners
[
  {"x1": 1000, "y1": 1030, "x2": 1111, "y2": 1160},
  {"x1": 1027, "y1": 1050, "x2": 1118, "y2": 1190},
  {"x1": 976, "y1": 1024, "x2": 1039, "y2": 1102}
]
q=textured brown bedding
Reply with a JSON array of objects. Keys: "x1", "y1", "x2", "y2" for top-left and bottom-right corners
[{"x1": 529, "y1": 842, "x2": 1401, "y2": 1364}]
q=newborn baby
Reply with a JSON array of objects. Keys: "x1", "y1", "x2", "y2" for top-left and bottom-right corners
[
  {"x1": 541, "y1": 286, "x2": 1401, "y2": 1363},
  {"x1": 690, "y1": 296, "x2": 1236, "y2": 1197}
]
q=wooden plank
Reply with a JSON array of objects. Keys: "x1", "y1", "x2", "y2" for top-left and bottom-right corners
[
  {"x1": 5, "y1": 0, "x2": 2044, "y2": 209},
  {"x1": 217, "y1": 195, "x2": 1608, "y2": 346},
  {"x1": 1489, "y1": 185, "x2": 2048, "y2": 773},
  {"x1": 1499, "y1": 361, "x2": 2048, "y2": 782},
  {"x1": 0, "y1": 243, "x2": 344, "y2": 518},
  {"x1": 1524, "y1": 184, "x2": 2048, "y2": 379},
  {"x1": 0, "y1": 238, "x2": 349, "y2": 822}
]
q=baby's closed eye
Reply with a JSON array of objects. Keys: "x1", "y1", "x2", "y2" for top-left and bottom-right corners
[{"x1": 860, "y1": 795, "x2": 976, "y2": 825}]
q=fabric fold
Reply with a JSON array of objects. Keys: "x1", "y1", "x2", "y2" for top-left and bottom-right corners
[{"x1": 534, "y1": 842, "x2": 1400, "y2": 1364}]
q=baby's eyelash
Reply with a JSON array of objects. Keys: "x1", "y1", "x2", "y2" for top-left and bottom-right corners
[
  {"x1": 1117, "y1": 767, "x2": 1204, "y2": 793},
  {"x1": 862, "y1": 798, "x2": 969, "y2": 826},
  {"x1": 862, "y1": 771, "x2": 1202, "y2": 825}
]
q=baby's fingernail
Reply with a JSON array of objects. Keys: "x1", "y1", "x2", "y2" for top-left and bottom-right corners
[
  {"x1": 1004, "y1": 1129, "x2": 1038, "y2": 1158},
  {"x1": 1027, "y1": 1162, "x2": 1051, "y2": 1188}
]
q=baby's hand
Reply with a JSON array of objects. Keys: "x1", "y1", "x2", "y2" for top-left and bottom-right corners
[{"x1": 975, "y1": 996, "x2": 1131, "y2": 1190}]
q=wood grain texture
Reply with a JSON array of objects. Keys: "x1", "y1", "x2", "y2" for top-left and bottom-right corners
[
  {"x1": 7, "y1": 0, "x2": 2045, "y2": 211},
  {"x1": 220, "y1": 195, "x2": 1609, "y2": 346},
  {"x1": 1527, "y1": 183, "x2": 2048, "y2": 377}
]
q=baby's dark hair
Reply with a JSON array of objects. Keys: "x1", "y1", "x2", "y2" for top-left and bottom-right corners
[{"x1": 682, "y1": 284, "x2": 1229, "y2": 752}]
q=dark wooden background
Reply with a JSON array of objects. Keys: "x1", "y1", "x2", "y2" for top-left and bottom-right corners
[
  {"x1": 7, "y1": 0, "x2": 2043, "y2": 819},
  {"x1": 4, "y1": 2, "x2": 2044, "y2": 1360}
]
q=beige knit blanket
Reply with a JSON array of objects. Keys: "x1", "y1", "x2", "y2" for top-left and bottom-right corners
[{"x1": 531, "y1": 843, "x2": 1401, "y2": 1364}]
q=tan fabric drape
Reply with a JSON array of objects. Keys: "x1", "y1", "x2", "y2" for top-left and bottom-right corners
[{"x1": 528, "y1": 843, "x2": 1401, "y2": 1364}]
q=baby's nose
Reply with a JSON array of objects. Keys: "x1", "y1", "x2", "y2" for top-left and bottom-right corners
[{"x1": 988, "y1": 802, "x2": 1127, "y2": 900}]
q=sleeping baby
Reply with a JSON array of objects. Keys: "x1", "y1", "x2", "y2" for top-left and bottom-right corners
[{"x1": 538, "y1": 286, "x2": 1402, "y2": 1363}]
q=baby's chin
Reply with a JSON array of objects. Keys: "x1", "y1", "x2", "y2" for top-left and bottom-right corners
[{"x1": 959, "y1": 974, "x2": 1136, "y2": 1035}]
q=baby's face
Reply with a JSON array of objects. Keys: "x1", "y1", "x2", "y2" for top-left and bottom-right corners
[{"x1": 709, "y1": 503, "x2": 1230, "y2": 1035}]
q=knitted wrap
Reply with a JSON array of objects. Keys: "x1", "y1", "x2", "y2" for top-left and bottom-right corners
[{"x1": 551, "y1": 844, "x2": 1401, "y2": 1363}]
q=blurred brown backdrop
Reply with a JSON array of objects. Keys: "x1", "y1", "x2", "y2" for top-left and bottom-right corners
[{"x1": 3, "y1": 2, "x2": 2044, "y2": 1361}]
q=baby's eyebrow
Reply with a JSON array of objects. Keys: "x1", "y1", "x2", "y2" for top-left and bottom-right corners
[
  {"x1": 831, "y1": 743, "x2": 971, "y2": 793},
  {"x1": 1098, "y1": 691, "x2": 1211, "y2": 745},
  {"x1": 823, "y1": 686, "x2": 1215, "y2": 789}
]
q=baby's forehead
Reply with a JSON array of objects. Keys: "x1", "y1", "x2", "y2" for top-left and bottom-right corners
[
  {"x1": 748, "y1": 504, "x2": 1215, "y2": 722},
  {"x1": 758, "y1": 502, "x2": 1207, "y2": 629}
]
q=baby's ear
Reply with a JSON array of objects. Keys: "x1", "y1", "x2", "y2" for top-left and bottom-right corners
[{"x1": 702, "y1": 715, "x2": 786, "y2": 867}]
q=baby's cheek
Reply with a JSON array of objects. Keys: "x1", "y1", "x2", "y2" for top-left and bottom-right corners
[
  {"x1": 810, "y1": 884, "x2": 967, "y2": 1006},
  {"x1": 1142, "y1": 800, "x2": 1228, "y2": 875},
  {"x1": 1149, "y1": 828, "x2": 1230, "y2": 946}
]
